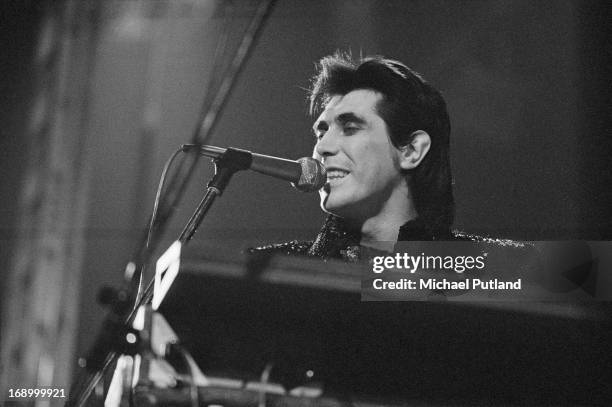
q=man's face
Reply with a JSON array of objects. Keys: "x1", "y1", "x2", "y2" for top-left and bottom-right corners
[{"x1": 312, "y1": 89, "x2": 405, "y2": 222}]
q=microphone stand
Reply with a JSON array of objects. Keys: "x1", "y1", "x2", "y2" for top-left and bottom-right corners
[
  {"x1": 65, "y1": 0, "x2": 276, "y2": 404},
  {"x1": 130, "y1": 150, "x2": 251, "y2": 407},
  {"x1": 66, "y1": 150, "x2": 252, "y2": 407},
  {"x1": 179, "y1": 148, "x2": 251, "y2": 243}
]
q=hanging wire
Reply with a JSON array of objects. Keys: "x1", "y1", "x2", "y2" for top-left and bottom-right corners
[
  {"x1": 145, "y1": 145, "x2": 187, "y2": 249},
  {"x1": 132, "y1": 0, "x2": 277, "y2": 309},
  {"x1": 67, "y1": 2, "x2": 277, "y2": 406},
  {"x1": 201, "y1": 0, "x2": 235, "y2": 113},
  {"x1": 136, "y1": 0, "x2": 276, "y2": 266}
]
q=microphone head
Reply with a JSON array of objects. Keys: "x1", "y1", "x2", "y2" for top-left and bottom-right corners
[{"x1": 292, "y1": 157, "x2": 327, "y2": 192}]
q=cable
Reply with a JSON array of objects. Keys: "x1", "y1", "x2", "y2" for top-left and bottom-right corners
[{"x1": 145, "y1": 145, "x2": 189, "y2": 250}]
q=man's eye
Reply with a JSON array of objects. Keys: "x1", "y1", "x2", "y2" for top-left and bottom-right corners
[
  {"x1": 343, "y1": 125, "x2": 359, "y2": 134},
  {"x1": 313, "y1": 132, "x2": 324, "y2": 140}
]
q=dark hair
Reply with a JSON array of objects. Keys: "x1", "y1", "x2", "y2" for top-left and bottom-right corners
[{"x1": 309, "y1": 52, "x2": 454, "y2": 235}]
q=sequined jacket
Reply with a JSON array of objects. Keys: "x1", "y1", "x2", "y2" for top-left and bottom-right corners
[{"x1": 247, "y1": 215, "x2": 529, "y2": 263}]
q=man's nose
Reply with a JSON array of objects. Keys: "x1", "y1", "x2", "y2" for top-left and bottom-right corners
[{"x1": 314, "y1": 130, "x2": 340, "y2": 158}]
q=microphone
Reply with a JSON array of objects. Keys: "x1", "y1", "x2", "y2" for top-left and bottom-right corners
[{"x1": 184, "y1": 144, "x2": 326, "y2": 192}]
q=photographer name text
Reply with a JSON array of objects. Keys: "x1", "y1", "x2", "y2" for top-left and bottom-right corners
[{"x1": 372, "y1": 277, "x2": 522, "y2": 291}]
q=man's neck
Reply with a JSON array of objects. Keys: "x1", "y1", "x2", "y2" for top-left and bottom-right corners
[{"x1": 356, "y1": 194, "x2": 418, "y2": 252}]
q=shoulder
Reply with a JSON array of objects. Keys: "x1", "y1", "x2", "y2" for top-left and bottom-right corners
[
  {"x1": 451, "y1": 230, "x2": 532, "y2": 249},
  {"x1": 247, "y1": 215, "x2": 358, "y2": 260},
  {"x1": 449, "y1": 230, "x2": 539, "y2": 273},
  {"x1": 450, "y1": 230, "x2": 537, "y2": 258},
  {"x1": 246, "y1": 240, "x2": 313, "y2": 257}
]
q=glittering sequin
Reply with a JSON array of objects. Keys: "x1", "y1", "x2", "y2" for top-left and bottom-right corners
[{"x1": 247, "y1": 215, "x2": 531, "y2": 262}]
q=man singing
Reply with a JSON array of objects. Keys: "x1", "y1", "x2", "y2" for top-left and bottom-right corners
[{"x1": 252, "y1": 52, "x2": 481, "y2": 261}]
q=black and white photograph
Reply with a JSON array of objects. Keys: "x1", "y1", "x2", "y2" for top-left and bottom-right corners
[{"x1": 1, "y1": 1, "x2": 611, "y2": 406}]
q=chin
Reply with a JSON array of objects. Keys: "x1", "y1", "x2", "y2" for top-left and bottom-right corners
[{"x1": 321, "y1": 197, "x2": 361, "y2": 221}]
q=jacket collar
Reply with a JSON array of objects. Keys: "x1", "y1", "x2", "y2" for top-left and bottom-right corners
[{"x1": 308, "y1": 215, "x2": 447, "y2": 260}]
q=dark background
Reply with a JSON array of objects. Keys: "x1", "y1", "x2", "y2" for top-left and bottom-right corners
[{"x1": 1, "y1": 0, "x2": 611, "y2": 393}]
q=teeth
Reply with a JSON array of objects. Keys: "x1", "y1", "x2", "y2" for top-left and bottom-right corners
[{"x1": 327, "y1": 170, "x2": 349, "y2": 180}]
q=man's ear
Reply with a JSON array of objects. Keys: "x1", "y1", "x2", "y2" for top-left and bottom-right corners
[{"x1": 398, "y1": 130, "x2": 431, "y2": 170}]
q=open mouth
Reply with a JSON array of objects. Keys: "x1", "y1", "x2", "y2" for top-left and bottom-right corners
[{"x1": 326, "y1": 169, "x2": 349, "y2": 183}]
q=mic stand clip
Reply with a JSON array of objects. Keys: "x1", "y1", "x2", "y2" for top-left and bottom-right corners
[{"x1": 179, "y1": 148, "x2": 252, "y2": 243}]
